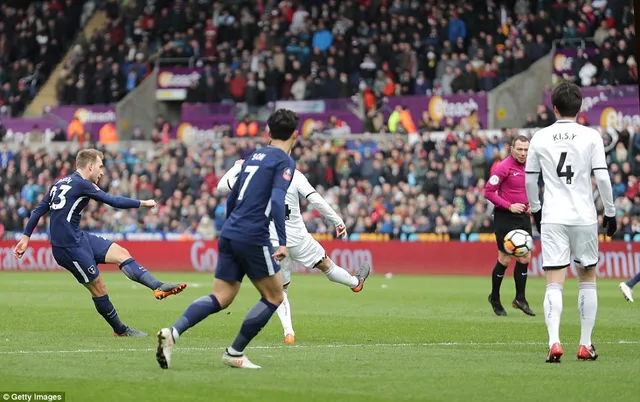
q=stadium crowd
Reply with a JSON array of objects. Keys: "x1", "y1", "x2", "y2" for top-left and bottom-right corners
[
  {"x1": 0, "y1": 1, "x2": 91, "y2": 117},
  {"x1": 1, "y1": 124, "x2": 639, "y2": 240},
  {"x1": 55, "y1": 0, "x2": 635, "y2": 107}
]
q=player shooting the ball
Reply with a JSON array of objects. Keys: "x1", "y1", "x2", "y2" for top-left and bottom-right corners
[{"x1": 14, "y1": 149, "x2": 187, "y2": 337}]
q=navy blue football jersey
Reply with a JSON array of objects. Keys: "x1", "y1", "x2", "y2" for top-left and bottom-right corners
[
  {"x1": 221, "y1": 146, "x2": 296, "y2": 246},
  {"x1": 24, "y1": 171, "x2": 141, "y2": 247}
]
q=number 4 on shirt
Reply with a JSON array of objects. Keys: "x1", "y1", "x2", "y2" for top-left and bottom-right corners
[{"x1": 556, "y1": 152, "x2": 574, "y2": 184}]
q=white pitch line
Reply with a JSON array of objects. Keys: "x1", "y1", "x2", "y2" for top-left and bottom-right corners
[{"x1": 1, "y1": 340, "x2": 639, "y2": 355}]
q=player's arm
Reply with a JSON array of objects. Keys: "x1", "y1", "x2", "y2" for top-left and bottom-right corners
[
  {"x1": 524, "y1": 143, "x2": 542, "y2": 214},
  {"x1": 524, "y1": 142, "x2": 542, "y2": 232},
  {"x1": 591, "y1": 134, "x2": 617, "y2": 236},
  {"x1": 296, "y1": 172, "x2": 346, "y2": 236},
  {"x1": 216, "y1": 160, "x2": 243, "y2": 195},
  {"x1": 484, "y1": 162, "x2": 513, "y2": 211},
  {"x1": 271, "y1": 158, "x2": 296, "y2": 247},
  {"x1": 83, "y1": 181, "x2": 149, "y2": 209}
]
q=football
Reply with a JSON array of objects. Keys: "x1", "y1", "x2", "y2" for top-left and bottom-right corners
[{"x1": 503, "y1": 229, "x2": 533, "y2": 257}]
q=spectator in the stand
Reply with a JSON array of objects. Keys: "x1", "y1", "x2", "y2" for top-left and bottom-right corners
[
  {"x1": 52, "y1": 0, "x2": 631, "y2": 108},
  {"x1": 578, "y1": 58, "x2": 598, "y2": 86},
  {"x1": 535, "y1": 104, "x2": 555, "y2": 127},
  {"x1": 66, "y1": 117, "x2": 84, "y2": 142},
  {"x1": 598, "y1": 57, "x2": 616, "y2": 85}
]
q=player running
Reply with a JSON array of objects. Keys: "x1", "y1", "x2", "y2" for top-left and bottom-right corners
[
  {"x1": 13, "y1": 149, "x2": 187, "y2": 337},
  {"x1": 484, "y1": 135, "x2": 536, "y2": 317},
  {"x1": 156, "y1": 109, "x2": 298, "y2": 370},
  {"x1": 525, "y1": 82, "x2": 617, "y2": 363},
  {"x1": 217, "y1": 160, "x2": 371, "y2": 345}
]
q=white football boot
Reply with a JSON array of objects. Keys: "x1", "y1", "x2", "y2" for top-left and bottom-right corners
[
  {"x1": 222, "y1": 349, "x2": 261, "y2": 369},
  {"x1": 156, "y1": 328, "x2": 175, "y2": 369},
  {"x1": 619, "y1": 282, "x2": 634, "y2": 302}
]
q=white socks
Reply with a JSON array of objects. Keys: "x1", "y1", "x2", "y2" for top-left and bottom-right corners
[
  {"x1": 325, "y1": 263, "x2": 359, "y2": 288},
  {"x1": 275, "y1": 290, "x2": 294, "y2": 336},
  {"x1": 578, "y1": 282, "x2": 597, "y2": 346},
  {"x1": 543, "y1": 281, "x2": 598, "y2": 348},
  {"x1": 544, "y1": 283, "x2": 563, "y2": 347}
]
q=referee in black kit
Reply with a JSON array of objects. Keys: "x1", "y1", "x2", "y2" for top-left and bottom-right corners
[{"x1": 483, "y1": 136, "x2": 536, "y2": 317}]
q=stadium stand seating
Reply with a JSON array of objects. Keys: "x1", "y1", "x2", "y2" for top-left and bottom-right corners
[
  {"x1": 54, "y1": 0, "x2": 636, "y2": 106},
  {"x1": 1, "y1": 129, "x2": 638, "y2": 240},
  {"x1": 0, "y1": 1, "x2": 90, "y2": 116}
]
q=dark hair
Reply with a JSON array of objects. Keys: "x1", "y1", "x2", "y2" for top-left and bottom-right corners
[
  {"x1": 512, "y1": 135, "x2": 529, "y2": 146},
  {"x1": 267, "y1": 109, "x2": 299, "y2": 141},
  {"x1": 551, "y1": 82, "x2": 583, "y2": 117}
]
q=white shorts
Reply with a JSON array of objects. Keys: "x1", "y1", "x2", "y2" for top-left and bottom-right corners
[
  {"x1": 289, "y1": 236, "x2": 327, "y2": 270},
  {"x1": 272, "y1": 235, "x2": 327, "y2": 286},
  {"x1": 540, "y1": 223, "x2": 599, "y2": 269}
]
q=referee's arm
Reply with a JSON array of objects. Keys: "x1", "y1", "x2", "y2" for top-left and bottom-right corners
[{"x1": 484, "y1": 164, "x2": 512, "y2": 211}]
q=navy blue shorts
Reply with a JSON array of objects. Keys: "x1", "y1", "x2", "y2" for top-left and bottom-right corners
[
  {"x1": 215, "y1": 237, "x2": 280, "y2": 283},
  {"x1": 52, "y1": 233, "x2": 113, "y2": 284}
]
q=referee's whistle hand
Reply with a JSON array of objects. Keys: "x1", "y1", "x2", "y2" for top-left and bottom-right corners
[{"x1": 509, "y1": 203, "x2": 527, "y2": 214}]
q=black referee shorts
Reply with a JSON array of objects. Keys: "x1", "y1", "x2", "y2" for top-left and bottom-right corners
[{"x1": 493, "y1": 209, "x2": 532, "y2": 253}]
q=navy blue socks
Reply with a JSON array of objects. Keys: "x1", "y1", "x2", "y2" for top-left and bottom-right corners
[
  {"x1": 119, "y1": 258, "x2": 163, "y2": 290},
  {"x1": 627, "y1": 271, "x2": 640, "y2": 288},
  {"x1": 92, "y1": 294, "x2": 128, "y2": 334},
  {"x1": 229, "y1": 298, "x2": 279, "y2": 354},
  {"x1": 172, "y1": 295, "x2": 222, "y2": 336}
]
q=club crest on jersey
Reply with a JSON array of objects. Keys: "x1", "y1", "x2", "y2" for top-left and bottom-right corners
[{"x1": 282, "y1": 168, "x2": 292, "y2": 181}]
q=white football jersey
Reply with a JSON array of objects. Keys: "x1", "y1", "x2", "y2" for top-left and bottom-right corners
[
  {"x1": 218, "y1": 165, "x2": 321, "y2": 247},
  {"x1": 267, "y1": 169, "x2": 318, "y2": 247},
  {"x1": 525, "y1": 120, "x2": 608, "y2": 226}
]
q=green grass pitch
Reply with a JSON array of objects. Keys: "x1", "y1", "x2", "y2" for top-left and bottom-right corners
[{"x1": 1, "y1": 272, "x2": 639, "y2": 402}]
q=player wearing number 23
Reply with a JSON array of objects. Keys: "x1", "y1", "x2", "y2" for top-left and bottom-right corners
[{"x1": 13, "y1": 149, "x2": 187, "y2": 337}]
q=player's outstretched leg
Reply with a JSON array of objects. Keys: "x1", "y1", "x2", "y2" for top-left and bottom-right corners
[
  {"x1": 544, "y1": 281, "x2": 564, "y2": 363},
  {"x1": 105, "y1": 243, "x2": 187, "y2": 300},
  {"x1": 489, "y1": 256, "x2": 509, "y2": 316},
  {"x1": 512, "y1": 258, "x2": 536, "y2": 316},
  {"x1": 618, "y1": 271, "x2": 639, "y2": 302},
  {"x1": 577, "y1": 267, "x2": 598, "y2": 361},
  {"x1": 87, "y1": 276, "x2": 147, "y2": 337},
  {"x1": 275, "y1": 287, "x2": 295, "y2": 345},
  {"x1": 222, "y1": 274, "x2": 284, "y2": 370}
]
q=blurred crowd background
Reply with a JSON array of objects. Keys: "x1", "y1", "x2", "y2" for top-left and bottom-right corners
[
  {"x1": 1, "y1": 125, "x2": 639, "y2": 240},
  {"x1": 0, "y1": 0, "x2": 638, "y2": 240}
]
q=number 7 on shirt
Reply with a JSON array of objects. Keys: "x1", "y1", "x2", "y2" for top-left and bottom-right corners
[{"x1": 237, "y1": 165, "x2": 259, "y2": 201}]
